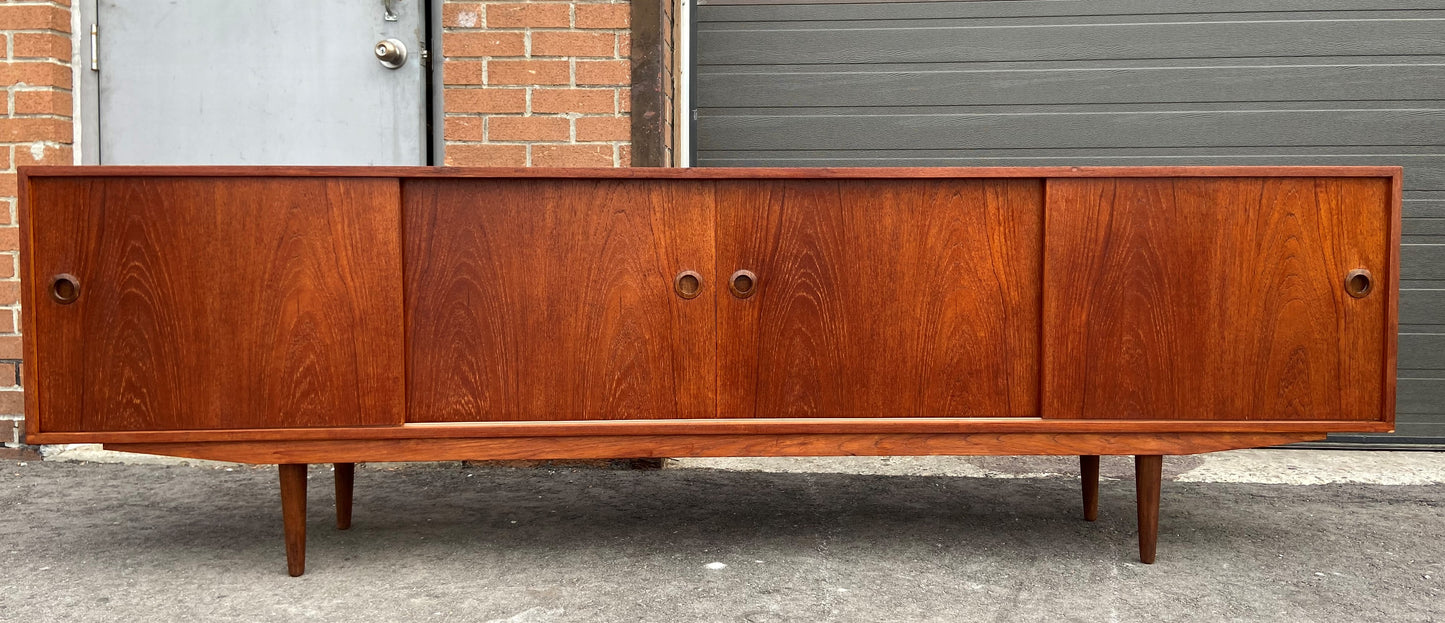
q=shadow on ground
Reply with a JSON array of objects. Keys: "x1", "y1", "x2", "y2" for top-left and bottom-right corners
[{"x1": 1, "y1": 461, "x2": 1440, "y2": 622}]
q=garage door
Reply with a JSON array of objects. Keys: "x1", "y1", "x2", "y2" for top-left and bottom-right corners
[{"x1": 693, "y1": 0, "x2": 1445, "y2": 444}]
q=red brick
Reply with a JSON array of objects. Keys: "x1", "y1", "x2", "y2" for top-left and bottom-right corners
[
  {"x1": 0, "y1": 63, "x2": 71, "y2": 89},
  {"x1": 444, "y1": 116, "x2": 487, "y2": 141},
  {"x1": 444, "y1": 32, "x2": 525, "y2": 57},
  {"x1": 443, "y1": 61, "x2": 484, "y2": 85},
  {"x1": 576, "y1": 4, "x2": 629, "y2": 29},
  {"x1": 532, "y1": 144, "x2": 613, "y2": 167},
  {"x1": 445, "y1": 88, "x2": 527, "y2": 113},
  {"x1": 576, "y1": 60, "x2": 628, "y2": 86},
  {"x1": 442, "y1": 3, "x2": 484, "y2": 28},
  {"x1": 14, "y1": 90, "x2": 71, "y2": 116},
  {"x1": 0, "y1": 283, "x2": 17, "y2": 306},
  {"x1": 0, "y1": 336, "x2": 20, "y2": 360},
  {"x1": 531, "y1": 32, "x2": 615, "y2": 58},
  {"x1": 489, "y1": 116, "x2": 570, "y2": 142},
  {"x1": 17, "y1": 144, "x2": 72, "y2": 167},
  {"x1": 0, "y1": 391, "x2": 22, "y2": 416},
  {"x1": 0, "y1": 118, "x2": 70, "y2": 143},
  {"x1": 0, "y1": 5, "x2": 71, "y2": 32},
  {"x1": 531, "y1": 88, "x2": 615, "y2": 114},
  {"x1": 0, "y1": 182, "x2": 15, "y2": 209},
  {"x1": 487, "y1": 60, "x2": 569, "y2": 86},
  {"x1": 0, "y1": 312, "x2": 14, "y2": 335},
  {"x1": 0, "y1": 257, "x2": 10, "y2": 280},
  {"x1": 0, "y1": 149, "x2": 9, "y2": 171},
  {"x1": 576, "y1": 116, "x2": 629, "y2": 142},
  {"x1": 445, "y1": 144, "x2": 526, "y2": 167},
  {"x1": 486, "y1": 3, "x2": 569, "y2": 28},
  {"x1": 12, "y1": 33, "x2": 70, "y2": 60},
  {"x1": 0, "y1": 227, "x2": 19, "y2": 253},
  {"x1": 619, "y1": 87, "x2": 631, "y2": 113}
]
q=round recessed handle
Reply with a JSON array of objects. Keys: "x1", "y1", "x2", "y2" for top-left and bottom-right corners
[
  {"x1": 674, "y1": 270, "x2": 703, "y2": 300},
  {"x1": 729, "y1": 269, "x2": 757, "y2": 299},
  {"x1": 51, "y1": 273, "x2": 80, "y2": 304},
  {"x1": 1345, "y1": 269, "x2": 1373, "y2": 299}
]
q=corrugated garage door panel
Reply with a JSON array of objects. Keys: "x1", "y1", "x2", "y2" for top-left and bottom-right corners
[{"x1": 693, "y1": 0, "x2": 1445, "y2": 443}]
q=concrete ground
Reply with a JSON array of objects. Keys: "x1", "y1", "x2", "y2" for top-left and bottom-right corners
[{"x1": 1, "y1": 451, "x2": 1443, "y2": 622}]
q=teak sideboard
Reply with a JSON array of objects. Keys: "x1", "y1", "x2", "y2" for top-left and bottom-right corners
[{"x1": 18, "y1": 166, "x2": 1399, "y2": 576}]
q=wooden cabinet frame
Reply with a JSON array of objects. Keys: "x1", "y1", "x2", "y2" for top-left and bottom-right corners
[{"x1": 18, "y1": 166, "x2": 1401, "y2": 575}]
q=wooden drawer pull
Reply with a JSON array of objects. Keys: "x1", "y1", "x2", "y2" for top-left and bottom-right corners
[
  {"x1": 1345, "y1": 269, "x2": 1373, "y2": 299},
  {"x1": 50, "y1": 273, "x2": 80, "y2": 304}
]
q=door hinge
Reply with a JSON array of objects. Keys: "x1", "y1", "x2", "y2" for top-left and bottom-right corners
[{"x1": 89, "y1": 23, "x2": 99, "y2": 71}]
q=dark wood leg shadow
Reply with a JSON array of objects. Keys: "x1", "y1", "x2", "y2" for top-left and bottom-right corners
[
  {"x1": 1135, "y1": 455, "x2": 1163, "y2": 564},
  {"x1": 1080, "y1": 455, "x2": 1100, "y2": 521},
  {"x1": 279, "y1": 463, "x2": 308, "y2": 577},
  {"x1": 335, "y1": 463, "x2": 355, "y2": 530}
]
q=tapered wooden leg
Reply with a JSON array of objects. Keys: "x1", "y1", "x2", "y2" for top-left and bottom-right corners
[
  {"x1": 279, "y1": 463, "x2": 308, "y2": 577},
  {"x1": 335, "y1": 463, "x2": 354, "y2": 530},
  {"x1": 1080, "y1": 455, "x2": 1100, "y2": 521},
  {"x1": 1135, "y1": 455, "x2": 1163, "y2": 564}
]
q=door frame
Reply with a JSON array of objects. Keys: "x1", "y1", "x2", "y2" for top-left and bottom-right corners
[{"x1": 75, "y1": 0, "x2": 97, "y2": 165}]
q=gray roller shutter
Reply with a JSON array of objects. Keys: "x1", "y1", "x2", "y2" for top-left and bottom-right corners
[{"x1": 693, "y1": 0, "x2": 1445, "y2": 444}]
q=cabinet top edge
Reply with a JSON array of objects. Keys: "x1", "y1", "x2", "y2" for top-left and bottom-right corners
[{"x1": 18, "y1": 165, "x2": 1403, "y2": 181}]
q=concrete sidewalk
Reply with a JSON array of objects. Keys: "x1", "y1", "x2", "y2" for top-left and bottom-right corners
[{"x1": 1, "y1": 451, "x2": 1442, "y2": 622}]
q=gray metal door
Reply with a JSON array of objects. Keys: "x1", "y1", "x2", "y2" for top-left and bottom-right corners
[
  {"x1": 93, "y1": 0, "x2": 427, "y2": 165},
  {"x1": 693, "y1": 0, "x2": 1445, "y2": 444}
]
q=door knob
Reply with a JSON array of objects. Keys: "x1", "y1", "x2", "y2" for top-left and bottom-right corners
[{"x1": 375, "y1": 39, "x2": 407, "y2": 69}]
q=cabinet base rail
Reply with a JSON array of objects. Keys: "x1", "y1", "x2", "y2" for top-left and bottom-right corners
[{"x1": 102, "y1": 431, "x2": 1322, "y2": 464}]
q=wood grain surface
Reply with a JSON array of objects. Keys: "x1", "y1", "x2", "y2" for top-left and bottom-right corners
[
  {"x1": 18, "y1": 167, "x2": 1398, "y2": 443},
  {"x1": 27, "y1": 177, "x2": 404, "y2": 432},
  {"x1": 103, "y1": 432, "x2": 1325, "y2": 464},
  {"x1": 717, "y1": 178, "x2": 1042, "y2": 418},
  {"x1": 26, "y1": 417, "x2": 1393, "y2": 445},
  {"x1": 404, "y1": 179, "x2": 716, "y2": 421},
  {"x1": 1044, "y1": 177, "x2": 1391, "y2": 421}
]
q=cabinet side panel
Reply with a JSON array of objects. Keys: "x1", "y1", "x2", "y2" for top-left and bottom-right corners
[
  {"x1": 1044, "y1": 177, "x2": 1390, "y2": 420},
  {"x1": 717, "y1": 178, "x2": 1043, "y2": 418},
  {"x1": 404, "y1": 178, "x2": 717, "y2": 421},
  {"x1": 28, "y1": 177, "x2": 405, "y2": 432}
]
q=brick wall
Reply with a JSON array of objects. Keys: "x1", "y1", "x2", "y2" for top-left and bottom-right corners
[
  {"x1": 441, "y1": 0, "x2": 637, "y2": 167},
  {"x1": 1, "y1": 1, "x2": 73, "y2": 450}
]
